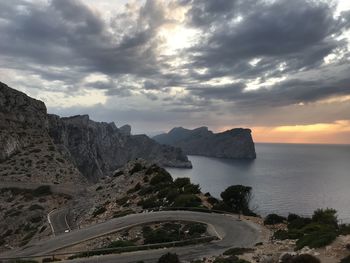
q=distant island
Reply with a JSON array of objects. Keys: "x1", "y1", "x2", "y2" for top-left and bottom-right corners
[{"x1": 153, "y1": 126, "x2": 256, "y2": 159}]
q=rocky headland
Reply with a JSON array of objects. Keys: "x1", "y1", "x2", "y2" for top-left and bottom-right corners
[{"x1": 153, "y1": 126, "x2": 256, "y2": 159}]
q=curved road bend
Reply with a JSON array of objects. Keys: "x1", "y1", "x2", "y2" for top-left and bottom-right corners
[{"x1": 1, "y1": 211, "x2": 263, "y2": 261}]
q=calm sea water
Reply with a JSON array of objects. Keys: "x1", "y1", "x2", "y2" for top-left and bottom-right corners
[{"x1": 167, "y1": 143, "x2": 350, "y2": 221}]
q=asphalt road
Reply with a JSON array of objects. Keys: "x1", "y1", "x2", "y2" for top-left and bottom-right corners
[
  {"x1": 0, "y1": 211, "x2": 263, "y2": 262},
  {"x1": 48, "y1": 208, "x2": 71, "y2": 236}
]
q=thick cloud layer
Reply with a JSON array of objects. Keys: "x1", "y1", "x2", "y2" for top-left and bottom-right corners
[{"x1": 0, "y1": 0, "x2": 349, "y2": 140}]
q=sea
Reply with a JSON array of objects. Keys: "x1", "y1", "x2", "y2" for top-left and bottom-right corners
[{"x1": 166, "y1": 143, "x2": 350, "y2": 222}]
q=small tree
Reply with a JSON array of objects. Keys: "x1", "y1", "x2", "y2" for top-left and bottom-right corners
[
  {"x1": 220, "y1": 185, "x2": 252, "y2": 215},
  {"x1": 312, "y1": 208, "x2": 338, "y2": 228}
]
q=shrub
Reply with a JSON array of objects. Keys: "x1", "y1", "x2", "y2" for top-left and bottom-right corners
[
  {"x1": 96, "y1": 186, "x2": 103, "y2": 191},
  {"x1": 273, "y1": 230, "x2": 303, "y2": 240},
  {"x1": 158, "y1": 253, "x2": 180, "y2": 263},
  {"x1": 220, "y1": 185, "x2": 253, "y2": 215},
  {"x1": 158, "y1": 187, "x2": 180, "y2": 202},
  {"x1": 183, "y1": 183, "x2": 201, "y2": 194},
  {"x1": 288, "y1": 217, "x2": 312, "y2": 230},
  {"x1": 174, "y1": 177, "x2": 191, "y2": 188},
  {"x1": 212, "y1": 201, "x2": 232, "y2": 212},
  {"x1": 186, "y1": 223, "x2": 207, "y2": 236},
  {"x1": 207, "y1": 196, "x2": 219, "y2": 205},
  {"x1": 264, "y1": 214, "x2": 286, "y2": 225},
  {"x1": 289, "y1": 254, "x2": 320, "y2": 263},
  {"x1": 340, "y1": 255, "x2": 350, "y2": 263},
  {"x1": 312, "y1": 208, "x2": 338, "y2": 228},
  {"x1": 92, "y1": 206, "x2": 107, "y2": 217},
  {"x1": 150, "y1": 171, "x2": 173, "y2": 185},
  {"x1": 32, "y1": 185, "x2": 52, "y2": 197},
  {"x1": 173, "y1": 194, "x2": 202, "y2": 207},
  {"x1": 138, "y1": 197, "x2": 162, "y2": 209},
  {"x1": 130, "y1": 163, "x2": 144, "y2": 174},
  {"x1": 295, "y1": 230, "x2": 337, "y2": 250}
]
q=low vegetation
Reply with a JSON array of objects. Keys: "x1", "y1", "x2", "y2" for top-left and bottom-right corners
[{"x1": 272, "y1": 208, "x2": 348, "y2": 250}]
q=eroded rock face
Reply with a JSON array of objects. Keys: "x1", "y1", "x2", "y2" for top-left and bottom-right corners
[
  {"x1": 0, "y1": 82, "x2": 86, "y2": 184},
  {"x1": 48, "y1": 115, "x2": 192, "y2": 182},
  {"x1": 0, "y1": 82, "x2": 47, "y2": 161},
  {"x1": 0, "y1": 82, "x2": 191, "y2": 183},
  {"x1": 153, "y1": 126, "x2": 256, "y2": 159}
]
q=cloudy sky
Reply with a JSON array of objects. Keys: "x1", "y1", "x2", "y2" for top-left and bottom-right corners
[{"x1": 1, "y1": 0, "x2": 350, "y2": 144}]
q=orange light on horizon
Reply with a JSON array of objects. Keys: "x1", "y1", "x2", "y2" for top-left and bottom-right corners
[{"x1": 218, "y1": 120, "x2": 350, "y2": 145}]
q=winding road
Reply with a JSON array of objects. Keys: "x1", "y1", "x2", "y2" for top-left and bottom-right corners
[{"x1": 0, "y1": 211, "x2": 264, "y2": 262}]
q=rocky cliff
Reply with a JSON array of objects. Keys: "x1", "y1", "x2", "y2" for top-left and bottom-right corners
[
  {"x1": 0, "y1": 82, "x2": 86, "y2": 184},
  {"x1": 48, "y1": 115, "x2": 192, "y2": 182},
  {"x1": 153, "y1": 126, "x2": 256, "y2": 159},
  {"x1": 0, "y1": 82, "x2": 191, "y2": 183}
]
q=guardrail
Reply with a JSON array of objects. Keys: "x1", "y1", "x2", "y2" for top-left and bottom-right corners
[{"x1": 0, "y1": 236, "x2": 217, "y2": 262}]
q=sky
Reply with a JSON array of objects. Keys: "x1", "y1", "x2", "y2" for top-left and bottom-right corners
[{"x1": 0, "y1": 0, "x2": 350, "y2": 144}]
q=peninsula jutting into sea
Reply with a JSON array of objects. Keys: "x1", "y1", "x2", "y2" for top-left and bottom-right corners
[{"x1": 1, "y1": 0, "x2": 350, "y2": 262}]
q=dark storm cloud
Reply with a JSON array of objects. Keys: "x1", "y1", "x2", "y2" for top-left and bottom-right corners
[
  {"x1": 190, "y1": 77, "x2": 350, "y2": 108},
  {"x1": 0, "y1": 0, "x2": 166, "y2": 84},
  {"x1": 185, "y1": 0, "x2": 350, "y2": 79}
]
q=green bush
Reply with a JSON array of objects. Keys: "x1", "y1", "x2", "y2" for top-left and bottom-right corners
[
  {"x1": 150, "y1": 171, "x2": 173, "y2": 185},
  {"x1": 264, "y1": 214, "x2": 286, "y2": 225},
  {"x1": 32, "y1": 185, "x2": 52, "y2": 197},
  {"x1": 138, "y1": 197, "x2": 162, "y2": 209},
  {"x1": 183, "y1": 183, "x2": 201, "y2": 194},
  {"x1": 220, "y1": 185, "x2": 253, "y2": 215},
  {"x1": 186, "y1": 223, "x2": 207, "y2": 236},
  {"x1": 288, "y1": 217, "x2": 312, "y2": 230},
  {"x1": 273, "y1": 229, "x2": 303, "y2": 240},
  {"x1": 212, "y1": 201, "x2": 232, "y2": 212},
  {"x1": 92, "y1": 206, "x2": 107, "y2": 217},
  {"x1": 130, "y1": 163, "x2": 144, "y2": 174},
  {"x1": 340, "y1": 255, "x2": 350, "y2": 263},
  {"x1": 174, "y1": 177, "x2": 191, "y2": 188},
  {"x1": 312, "y1": 208, "x2": 338, "y2": 228},
  {"x1": 295, "y1": 230, "x2": 337, "y2": 250},
  {"x1": 158, "y1": 187, "x2": 180, "y2": 202},
  {"x1": 173, "y1": 194, "x2": 202, "y2": 207}
]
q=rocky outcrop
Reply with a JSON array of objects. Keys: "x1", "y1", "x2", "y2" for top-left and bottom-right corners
[
  {"x1": 0, "y1": 82, "x2": 47, "y2": 161},
  {"x1": 153, "y1": 126, "x2": 256, "y2": 159},
  {"x1": 0, "y1": 82, "x2": 86, "y2": 184},
  {"x1": 48, "y1": 115, "x2": 192, "y2": 182},
  {"x1": 0, "y1": 82, "x2": 191, "y2": 183}
]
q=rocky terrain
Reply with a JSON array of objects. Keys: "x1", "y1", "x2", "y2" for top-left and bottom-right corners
[
  {"x1": 0, "y1": 186, "x2": 72, "y2": 251},
  {"x1": 0, "y1": 82, "x2": 191, "y2": 183},
  {"x1": 48, "y1": 114, "x2": 192, "y2": 182},
  {"x1": 153, "y1": 126, "x2": 256, "y2": 159},
  {"x1": 0, "y1": 82, "x2": 86, "y2": 184}
]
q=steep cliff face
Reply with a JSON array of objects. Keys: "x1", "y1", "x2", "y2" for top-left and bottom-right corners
[
  {"x1": 0, "y1": 82, "x2": 47, "y2": 161},
  {"x1": 48, "y1": 115, "x2": 192, "y2": 182},
  {"x1": 0, "y1": 82, "x2": 86, "y2": 184},
  {"x1": 0, "y1": 82, "x2": 191, "y2": 183},
  {"x1": 153, "y1": 126, "x2": 256, "y2": 159}
]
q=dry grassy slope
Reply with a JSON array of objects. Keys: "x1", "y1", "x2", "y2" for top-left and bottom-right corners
[
  {"x1": 0, "y1": 187, "x2": 71, "y2": 251},
  {"x1": 0, "y1": 129, "x2": 86, "y2": 184}
]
